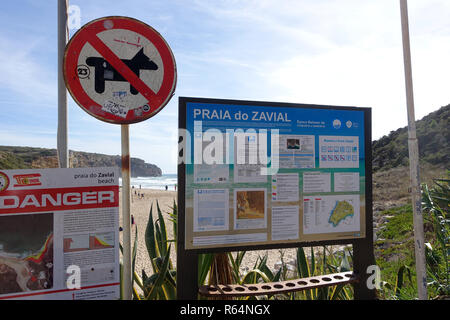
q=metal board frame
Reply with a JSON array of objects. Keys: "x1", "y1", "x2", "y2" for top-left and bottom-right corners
[{"x1": 177, "y1": 96, "x2": 375, "y2": 299}]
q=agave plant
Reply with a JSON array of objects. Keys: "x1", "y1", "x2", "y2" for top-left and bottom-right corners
[
  {"x1": 227, "y1": 251, "x2": 282, "y2": 301},
  {"x1": 228, "y1": 246, "x2": 354, "y2": 300},
  {"x1": 136, "y1": 200, "x2": 289, "y2": 300},
  {"x1": 422, "y1": 176, "x2": 449, "y2": 298},
  {"x1": 287, "y1": 246, "x2": 354, "y2": 300},
  {"x1": 375, "y1": 175, "x2": 449, "y2": 300},
  {"x1": 120, "y1": 200, "x2": 362, "y2": 300},
  {"x1": 141, "y1": 200, "x2": 176, "y2": 299},
  {"x1": 138, "y1": 200, "x2": 221, "y2": 299}
]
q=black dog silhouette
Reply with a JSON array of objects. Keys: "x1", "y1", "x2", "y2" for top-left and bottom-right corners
[{"x1": 86, "y1": 48, "x2": 158, "y2": 95}]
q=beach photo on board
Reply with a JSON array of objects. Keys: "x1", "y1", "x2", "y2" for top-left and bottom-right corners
[{"x1": 0, "y1": 213, "x2": 54, "y2": 294}]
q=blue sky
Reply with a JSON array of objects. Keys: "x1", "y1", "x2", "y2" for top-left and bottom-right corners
[{"x1": 1, "y1": 0, "x2": 450, "y2": 174}]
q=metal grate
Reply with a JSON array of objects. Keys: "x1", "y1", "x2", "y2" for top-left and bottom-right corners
[{"x1": 198, "y1": 271, "x2": 358, "y2": 298}]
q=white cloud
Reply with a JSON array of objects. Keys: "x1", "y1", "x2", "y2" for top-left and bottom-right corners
[
  {"x1": 189, "y1": 0, "x2": 450, "y2": 139},
  {"x1": 261, "y1": 45, "x2": 408, "y2": 139}
]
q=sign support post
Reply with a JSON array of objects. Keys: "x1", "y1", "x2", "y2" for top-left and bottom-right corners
[
  {"x1": 399, "y1": 0, "x2": 427, "y2": 300},
  {"x1": 57, "y1": 0, "x2": 69, "y2": 168},
  {"x1": 353, "y1": 108, "x2": 376, "y2": 300},
  {"x1": 176, "y1": 240, "x2": 198, "y2": 299},
  {"x1": 121, "y1": 124, "x2": 132, "y2": 300}
]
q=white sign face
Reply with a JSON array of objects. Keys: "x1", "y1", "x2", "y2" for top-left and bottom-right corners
[
  {"x1": 78, "y1": 29, "x2": 164, "y2": 114},
  {"x1": 64, "y1": 16, "x2": 177, "y2": 124},
  {"x1": 0, "y1": 167, "x2": 120, "y2": 300},
  {"x1": 272, "y1": 173, "x2": 299, "y2": 202},
  {"x1": 319, "y1": 136, "x2": 359, "y2": 168},
  {"x1": 271, "y1": 206, "x2": 299, "y2": 241},
  {"x1": 302, "y1": 172, "x2": 331, "y2": 193},
  {"x1": 193, "y1": 189, "x2": 229, "y2": 232}
]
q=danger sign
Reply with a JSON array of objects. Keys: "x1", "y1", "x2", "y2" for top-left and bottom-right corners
[{"x1": 64, "y1": 16, "x2": 177, "y2": 124}]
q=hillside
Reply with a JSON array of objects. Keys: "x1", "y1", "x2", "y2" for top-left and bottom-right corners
[
  {"x1": 372, "y1": 104, "x2": 449, "y2": 171},
  {"x1": 0, "y1": 146, "x2": 162, "y2": 177},
  {"x1": 370, "y1": 104, "x2": 448, "y2": 251}
]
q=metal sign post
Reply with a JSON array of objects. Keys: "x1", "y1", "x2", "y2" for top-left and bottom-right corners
[
  {"x1": 57, "y1": 0, "x2": 69, "y2": 168},
  {"x1": 399, "y1": 0, "x2": 427, "y2": 300},
  {"x1": 121, "y1": 124, "x2": 132, "y2": 300},
  {"x1": 63, "y1": 16, "x2": 176, "y2": 299}
]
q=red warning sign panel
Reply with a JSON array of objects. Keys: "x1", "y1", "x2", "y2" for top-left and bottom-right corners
[{"x1": 64, "y1": 16, "x2": 177, "y2": 124}]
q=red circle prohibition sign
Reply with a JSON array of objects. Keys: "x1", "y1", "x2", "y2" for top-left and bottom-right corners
[{"x1": 64, "y1": 16, "x2": 177, "y2": 124}]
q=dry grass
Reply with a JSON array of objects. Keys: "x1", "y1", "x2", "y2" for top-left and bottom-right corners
[{"x1": 373, "y1": 163, "x2": 447, "y2": 212}]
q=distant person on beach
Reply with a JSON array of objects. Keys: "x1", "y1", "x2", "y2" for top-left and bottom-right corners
[
  {"x1": 174, "y1": 184, "x2": 177, "y2": 191},
  {"x1": 165, "y1": 185, "x2": 168, "y2": 191}
]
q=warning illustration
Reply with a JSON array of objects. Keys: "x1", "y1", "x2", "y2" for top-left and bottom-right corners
[{"x1": 86, "y1": 48, "x2": 158, "y2": 95}]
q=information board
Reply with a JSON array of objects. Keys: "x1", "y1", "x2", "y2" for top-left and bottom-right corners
[
  {"x1": 179, "y1": 97, "x2": 371, "y2": 251},
  {"x1": 0, "y1": 167, "x2": 120, "y2": 300}
]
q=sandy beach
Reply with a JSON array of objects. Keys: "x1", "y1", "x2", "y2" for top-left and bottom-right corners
[
  {"x1": 118, "y1": 188, "x2": 299, "y2": 280},
  {"x1": 119, "y1": 188, "x2": 178, "y2": 276}
]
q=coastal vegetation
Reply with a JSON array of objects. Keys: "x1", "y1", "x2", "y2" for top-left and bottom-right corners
[
  {"x1": 127, "y1": 173, "x2": 448, "y2": 300},
  {"x1": 121, "y1": 104, "x2": 449, "y2": 300},
  {"x1": 1, "y1": 104, "x2": 448, "y2": 299},
  {"x1": 372, "y1": 104, "x2": 449, "y2": 171}
]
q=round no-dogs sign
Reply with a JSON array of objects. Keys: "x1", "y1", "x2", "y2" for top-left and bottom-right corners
[{"x1": 64, "y1": 16, "x2": 177, "y2": 124}]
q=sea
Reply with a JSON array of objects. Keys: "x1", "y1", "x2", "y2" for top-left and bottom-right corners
[{"x1": 119, "y1": 174, "x2": 178, "y2": 190}]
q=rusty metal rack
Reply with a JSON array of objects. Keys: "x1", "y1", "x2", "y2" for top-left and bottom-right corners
[{"x1": 198, "y1": 271, "x2": 359, "y2": 298}]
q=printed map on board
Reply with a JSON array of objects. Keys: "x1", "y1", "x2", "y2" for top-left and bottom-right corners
[
  {"x1": 328, "y1": 200, "x2": 354, "y2": 227},
  {"x1": 303, "y1": 195, "x2": 360, "y2": 234}
]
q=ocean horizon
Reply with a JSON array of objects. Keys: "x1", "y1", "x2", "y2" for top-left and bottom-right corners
[{"x1": 119, "y1": 173, "x2": 177, "y2": 190}]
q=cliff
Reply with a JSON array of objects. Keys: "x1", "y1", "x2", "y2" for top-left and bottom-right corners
[{"x1": 0, "y1": 146, "x2": 162, "y2": 177}]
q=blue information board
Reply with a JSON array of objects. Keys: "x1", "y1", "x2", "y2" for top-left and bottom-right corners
[{"x1": 179, "y1": 97, "x2": 371, "y2": 251}]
